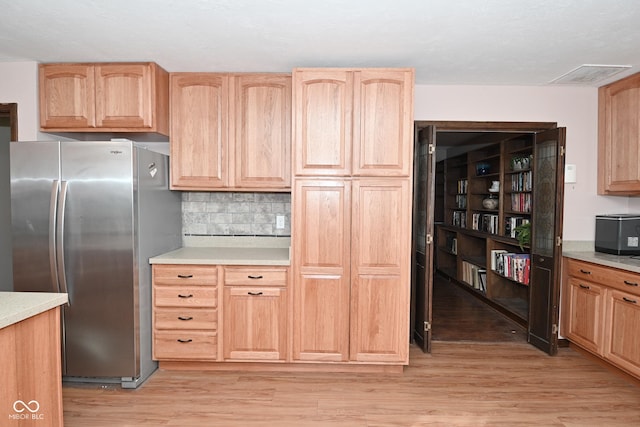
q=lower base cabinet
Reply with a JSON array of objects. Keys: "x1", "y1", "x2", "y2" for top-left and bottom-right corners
[
  {"x1": 562, "y1": 257, "x2": 640, "y2": 380},
  {"x1": 152, "y1": 264, "x2": 289, "y2": 364},
  {"x1": 223, "y1": 267, "x2": 288, "y2": 361}
]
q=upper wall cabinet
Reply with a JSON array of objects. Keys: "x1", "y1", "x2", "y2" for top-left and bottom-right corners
[
  {"x1": 293, "y1": 68, "x2": 414, "y2": 177},
  {"x1": 39, "y1": 62, "x2": 169, "y2": 135},
  {"x1": 170, "y1": 73, "x2": 291, "y2": 191},
  {"x1": 598, "y1": 72, "x2": 640, "y2": 195}
]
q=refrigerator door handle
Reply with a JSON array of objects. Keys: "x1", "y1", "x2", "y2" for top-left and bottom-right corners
[
  {"x1": 56, "y1": 180, "x2": 70, "y2": 302},
  {"x1": 49, "y1": 180, "x2": 61, "y2": 293}
]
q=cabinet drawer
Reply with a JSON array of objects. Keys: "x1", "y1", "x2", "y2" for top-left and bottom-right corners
[
  {"x1": 155, "y1": 308, "x2": 217, "y2": 330},
  {"x1": 224, "y1": 267, "x2": 288, "y2": 286},
  {"x1": 153, "y1": 330, "x2": 217, "y2": 360},
  {"x1": 567, "y1": 259, "x2": 640, "y2": 297},
  {"x1": 154, "y1": 286, "x2": 218, "y2": 308},
  {"x1": 153, "y1": 265, "x2": 217, "y2": 286}
]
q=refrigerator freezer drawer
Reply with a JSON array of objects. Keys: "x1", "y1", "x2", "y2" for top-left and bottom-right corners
[
  {"x1": 154, "y1": 286, "x2": 218, "y2": 308},
  {"x1": 154, "y1": 308, "x2": 218, "y2": 330},
  {"x1": 153, "y1": 331, "x2": 218, "y2": 360}
]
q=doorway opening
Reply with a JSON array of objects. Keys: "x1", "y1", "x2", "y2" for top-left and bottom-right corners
[
  {"x1": 1, "y1": 103, "x2": 18, "y2": 290},
  {"x1": 411, "y1": 121, "x2": 565, "y2": 354}
]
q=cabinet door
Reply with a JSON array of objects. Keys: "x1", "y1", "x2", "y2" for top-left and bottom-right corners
[
  {"x1": 598, "y1": 72, "x2": 640, "y2": 194},
  {"x1": 292, "y1": 180, "x2": 351, "y2": 361},
  {"x1": 564, "y1": 278, "x2": 604, "y2": 355},
  {"x1": 604, "y1": 289, "x2": 640, "y2": 377},
  {"x1": 170, "y1": 73, "x2": 228, "y2": 189},
  {"x1": 94, "y1": 63, "x2": 153, "y2": 128},
  {"x1": 353, "y1": 69, "x2": 414, "y2": 177},
  {"x1": 350, "y1": 179, "x2": 411, "y2": 363},
  {"x1": 223, "y1": 286, "x2": 287, "y2": 361},
  {"x1": 293, "y1": 69, "x2": 352, "y2": 176},
  {"x1": 231, "y1": 74, "x2": 291, "y2": 189},
  {"x1": 39, "y1": 63, "x2": 96, "y2": 129}
]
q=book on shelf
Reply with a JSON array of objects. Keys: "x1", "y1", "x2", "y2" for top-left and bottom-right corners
[
  {"x1": 490, "y1": 251, "x2": 530, "y2": 285},
  {"x1": 478, "y1": 268, "x2": 487, "y2": 293},
  {"x1": 461, "y1": 260, "x2": 483, "y2": 290},
  {"x1": 505, "y1": 217, "x2": 530, "y2": 238}
]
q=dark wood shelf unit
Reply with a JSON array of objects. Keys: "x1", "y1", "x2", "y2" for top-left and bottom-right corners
[{"x1": 435, "y1": 134, "x2": 534, "y2": 326}]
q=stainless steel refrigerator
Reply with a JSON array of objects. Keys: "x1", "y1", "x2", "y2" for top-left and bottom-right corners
[{"x1": 10, "y1": 140, "x2": 181, "y2": 388}]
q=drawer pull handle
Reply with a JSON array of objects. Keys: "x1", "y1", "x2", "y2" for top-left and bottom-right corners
[
  {"x1": 248, "y1": 291, "x2": 263, "y2": 296},
  {"x1": 177, "y1": 274, "x2": 193, "y2": 279},
  {"x1": 579, "y1": 284, "x2": 590, "y2": 290},
  {"x1": 178, "y1": 316, "x2": 193, "y2": 321},
  {"x1": 178, "y1": 294, "x2": 193, "y2": 298},
  {"x1": 248, "y1": 275, "x2": 263, "y2": 279},
  {"x1": 623, "y1": 280, "x2": 639, "y2": 287},
  {"x1": 177, "y1": 339, "x2": 193, "y2": 343},
  {"x1": 623, "y1": 297, "x2": 638, "y2": 304},
  {"x1": 579, "y1": 269, "x2": 591, "y2": 275}
]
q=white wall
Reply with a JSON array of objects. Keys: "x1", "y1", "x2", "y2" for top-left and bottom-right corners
[
  {"x1": 0, "y1": 62, "x2": 41, "y2": 141},
  {"x1": 414, "y1": 84, "x2": 631, "y2": 242}
]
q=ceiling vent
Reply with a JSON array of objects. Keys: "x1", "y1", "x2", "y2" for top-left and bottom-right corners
[{"x1": 550, "y1": 64, "x2": 632, "y2": 85}]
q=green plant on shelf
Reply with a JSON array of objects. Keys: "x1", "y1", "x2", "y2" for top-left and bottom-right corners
[{"x1": 514, "y1": 222, "x2": 531, "y2": 250}]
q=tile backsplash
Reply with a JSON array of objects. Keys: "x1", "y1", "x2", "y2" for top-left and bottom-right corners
[{"x1": 182, "y1": 192, "x2": 291, "y2": 237}]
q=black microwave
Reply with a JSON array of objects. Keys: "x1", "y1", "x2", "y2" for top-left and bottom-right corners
[{"x1": 595, "y1": 214, "x2": 640, "y2": 255}]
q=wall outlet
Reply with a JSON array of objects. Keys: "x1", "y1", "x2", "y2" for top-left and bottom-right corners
[{"x1": 276, "y1": 215, "x2": 285, "y2": 229}]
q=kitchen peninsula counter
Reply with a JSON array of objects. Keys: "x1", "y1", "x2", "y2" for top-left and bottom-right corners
[
  {"x1": 1, "y1": 292, "x2": 67, "y2": 426},
  {"x1": 0, "y1": 291, "x2": 68, "y2": 329},
  {"x1": 149, "y1": 236, "x2": 290, "y2": 266}
]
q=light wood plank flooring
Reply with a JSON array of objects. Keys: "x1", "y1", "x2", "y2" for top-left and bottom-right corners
[{"x1": 63, "y1": 342, "x2": 640, "y2": 426}]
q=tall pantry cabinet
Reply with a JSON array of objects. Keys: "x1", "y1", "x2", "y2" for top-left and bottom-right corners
[{"x1": 291, "y1": 68, "x2": 414, "y2": 364}]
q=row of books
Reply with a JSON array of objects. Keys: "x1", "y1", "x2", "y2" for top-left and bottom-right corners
[
  {"x1": 510, "y1": 171, "x2": 532, "y2": 192},
  {"x1": 471, "y1": 213, "x2": 499, "y2": 235},
  {"x1": 455, "y1": 194, "x2": 467, "y2": 209},
  {"x1": 490, "y1": 249, "x2": 530, "y2": 285},
  {"x1": 452, "y1": 211, "x2": 467, "y2": 228},
  {"x1": 461, "y1": 261, "x2": 487, "y2": 293},
  {"x1": 505, "y1": 217, "x2": 530, "y2": 238},
  {"x1": 457, "y1": 179, "x2": 468, "y2": 194},
  {"x1": 510, "y1": 193, "x2": 532, "y2": 213}
]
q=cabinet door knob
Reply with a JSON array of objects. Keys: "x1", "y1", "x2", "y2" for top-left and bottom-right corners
[
  {"x1": 177, "y1": 274, "x2": 193, "y2": 279},
  {"x1": 248, "y1": 275, "x2": 263, "y2": 279},
  {"x1": 579, "y1": 269, "x2": 591, "y2": 275},
  {"x1": 178, "y1": 316, "x2": 193, "y2": 321},
  {"x1": 177, "y1": 339, "x2": 193, "y2": 343},
  {"x1": 579, "y1": 284, "x2": 590, "y2": 290},
  {"x1": 623, "y1": 297, "x2": 638, "y2": 304},
  {"x1": 248, "y1": 291, "x2": 263, "y2": 296},
  {"x1": 623, "y1": 280, "x2": 639, "y2": 287},
  {"x1": 178, "y1": 294, "x2": 193, "y2": 298}
]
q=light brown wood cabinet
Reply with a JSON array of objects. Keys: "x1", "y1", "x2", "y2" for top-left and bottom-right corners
[
  {"x1": 1, "y1": 307, "x2": 64, "y2": 427},
  {"x1": 152, "y1": 265, "x2": 219, "y2": 361},
  {"x1": 39, "y1": 62, "x2": 169, "y2": 135},
  {"x1": 223, "y1": 267, "x2": 288, "y2": 361},
  {"x1": 293, "y1": 68, "x2": 413, "y2": 177},
  {"x1": 562, "y1": 257, "x2": 640, "y2": 379},
  {"x1": 598, "y1": 72, "x2": 640, "y2": 195},
  {"x1": 170, "y1": 73, "x2": 291, "y2": 191},
  {"x1": 291, "y1": 67, "x2": 414, "y2": 366}
]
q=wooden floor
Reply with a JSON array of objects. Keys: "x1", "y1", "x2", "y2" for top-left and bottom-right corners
[
  {"x1": 431, "y1": 274, "x2": 527, "y2": 342},
  {"x1": 62, "y1": 275, "x2": 640, "y2": 426}
]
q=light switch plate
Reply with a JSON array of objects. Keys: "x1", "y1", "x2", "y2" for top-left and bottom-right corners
[
  {"x1": 565, "y1": 164, "x2": 577, "y2": 183},
  {"x1": 276, "y1": 215, "x2": 285, "y2": 229}
]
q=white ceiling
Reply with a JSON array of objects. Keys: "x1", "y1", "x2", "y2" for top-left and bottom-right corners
[{"x1": 1, "y1": 0, "x2": 640, "y2": 86}]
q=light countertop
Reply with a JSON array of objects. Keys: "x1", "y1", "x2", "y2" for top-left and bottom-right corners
[
  {"x1": 0, "y1": 292, "x2": 68, "y2": 329},
  {"x1": 563, "y1": 240, "x2": 640, "y2": 274},
  {"x1": 149, "y1": 235, "x2": 291, "y2": 266}
]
